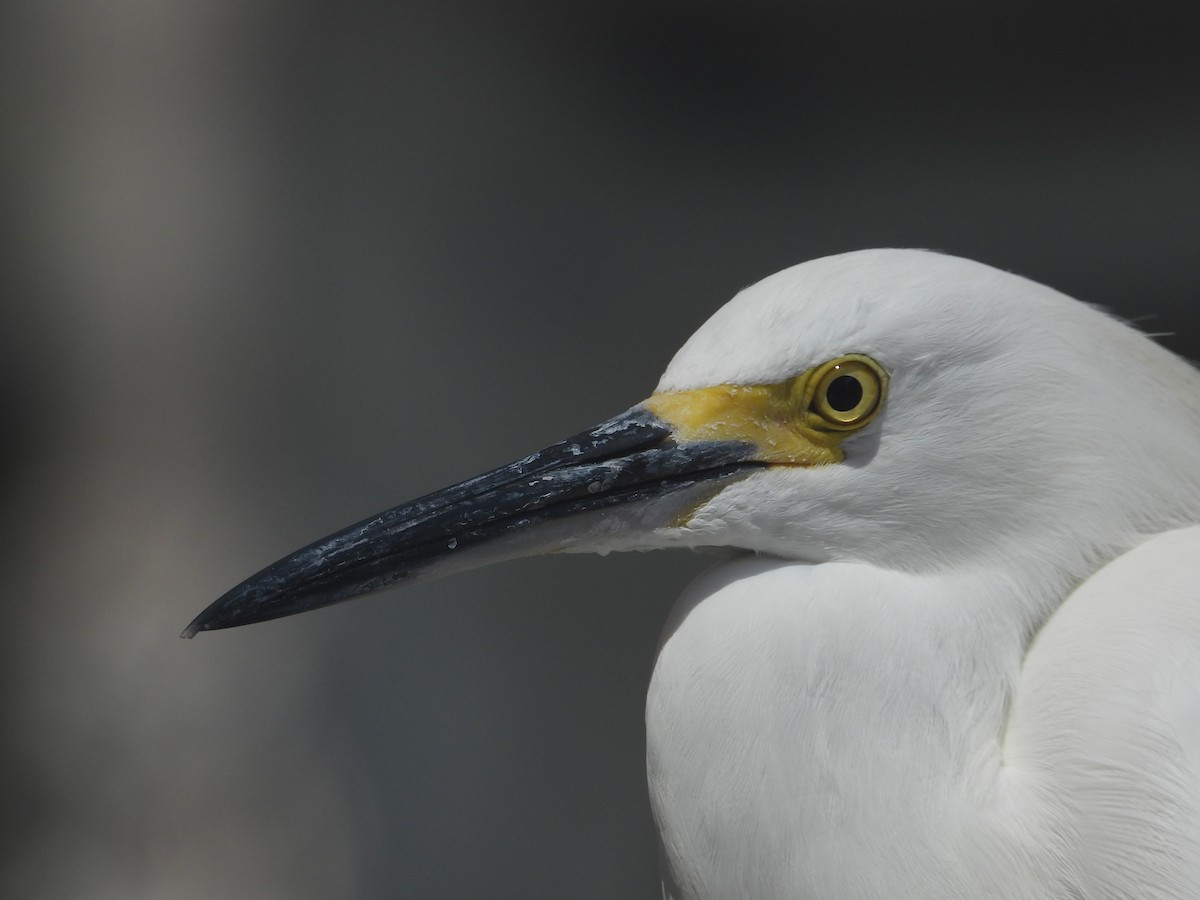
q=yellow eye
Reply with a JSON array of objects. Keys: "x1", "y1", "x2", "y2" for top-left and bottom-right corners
[{"x1": 806, "y1": 355, "x2": 887, "y2": 430}]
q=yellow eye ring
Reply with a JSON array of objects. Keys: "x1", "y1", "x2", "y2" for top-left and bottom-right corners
[{"x1": 805, "y1": 355, "x2": 887, "y2": 430}]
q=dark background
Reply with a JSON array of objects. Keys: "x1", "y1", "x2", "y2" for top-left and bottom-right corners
[{"x1": 2, "y1": 2, "x2": 1198, "y2": 897}]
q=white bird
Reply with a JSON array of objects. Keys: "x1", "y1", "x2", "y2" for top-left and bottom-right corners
[{"x1": 185, "y1": 249, "x2": 1200, "y2": 899}]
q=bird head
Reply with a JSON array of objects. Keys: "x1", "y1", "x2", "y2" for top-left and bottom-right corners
[{"x1": 185, "y1": 250, "x2": 1200, "y2": 636}]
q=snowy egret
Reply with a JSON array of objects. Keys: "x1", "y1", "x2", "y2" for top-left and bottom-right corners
[{"x1": 185, "y1": 249, "x2": 1200, "y2": 898}]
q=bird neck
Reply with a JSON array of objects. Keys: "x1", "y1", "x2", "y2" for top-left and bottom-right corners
[{"x1": 647, "y1": 555, "x2": 1041, "y2": 898}]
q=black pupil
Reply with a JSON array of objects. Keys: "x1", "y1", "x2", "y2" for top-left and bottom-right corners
[{"x1": 826, "y1": 374, "x2": 863, "y2": 412}]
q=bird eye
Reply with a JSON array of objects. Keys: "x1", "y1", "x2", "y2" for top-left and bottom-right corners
[{"x1": 808, "y1": 355, "x2": 886, "y2": 429}]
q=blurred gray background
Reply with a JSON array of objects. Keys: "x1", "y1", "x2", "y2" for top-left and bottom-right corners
[{"x1": 2, "y1": 1, "x2": 1198, "y2": 898}]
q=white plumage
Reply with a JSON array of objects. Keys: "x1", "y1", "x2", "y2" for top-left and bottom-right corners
[
  {"x1": 192, "y1": 249, "x2": 1200, "y2": 899},
  {"x1": 645, "y1": 250, "x2": 1200, "y2": 898}
]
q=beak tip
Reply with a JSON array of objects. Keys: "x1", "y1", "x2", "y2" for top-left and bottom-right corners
[
  {"x1": 182, "y1": 592, "x2": 243, "y2": 638},
  {"x1": 180, "y1": 614, "x2": 208, "y2": 639}
]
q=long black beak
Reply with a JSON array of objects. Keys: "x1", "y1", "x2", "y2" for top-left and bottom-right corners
[{"x1": 182, "y1": 406, "x2": 757, "y2": 637}]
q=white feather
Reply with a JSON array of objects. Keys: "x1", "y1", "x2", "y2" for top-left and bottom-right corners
[{"x1": 643, "y1": 250, "x2": 1200, "y2": 898}]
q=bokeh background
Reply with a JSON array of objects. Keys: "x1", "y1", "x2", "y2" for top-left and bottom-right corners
[{"x1": 2, "y1": 2, "x2": 1198, "y2": 897}]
